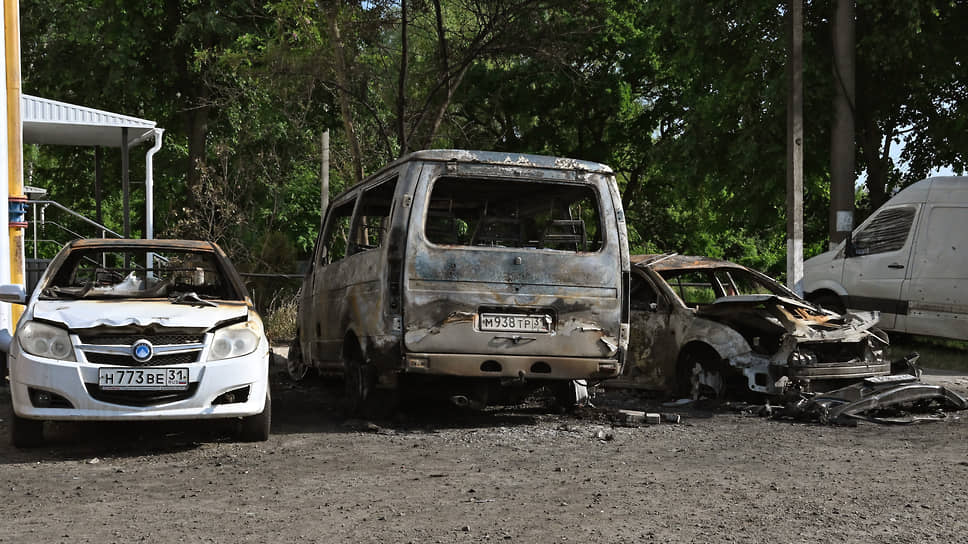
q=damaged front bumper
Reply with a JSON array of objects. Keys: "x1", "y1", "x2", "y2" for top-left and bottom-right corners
[
  {"x1": 729, "y1": 334, "x2": 890, "y2": 395},
  {"x1": 778, "y1": 371, "x2": 968, "y2": 425}
]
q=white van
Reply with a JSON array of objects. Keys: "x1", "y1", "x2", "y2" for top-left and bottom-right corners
[{"x1": 803, "y1": 176, "x2": 968, "y2": 341}]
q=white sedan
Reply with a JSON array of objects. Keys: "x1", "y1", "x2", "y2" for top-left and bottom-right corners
[{"x1": 1, "y1": 239, "x2": 270, "y2": 447}]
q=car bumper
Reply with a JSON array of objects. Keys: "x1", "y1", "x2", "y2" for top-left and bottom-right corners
[
  {"x1": 401, "y1": 352, "x2": 622, "y2": 380},
  {"x1": 9, "y1": 348, "x2": 269, "y2": 421}
]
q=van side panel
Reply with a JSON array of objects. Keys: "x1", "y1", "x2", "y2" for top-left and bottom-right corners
[
  {"x1": 898, "y1": 205, "x2": 968, "y2": 339},
  {"x1": 402, "y1": 163, "x2": 624, "y2": 369}
]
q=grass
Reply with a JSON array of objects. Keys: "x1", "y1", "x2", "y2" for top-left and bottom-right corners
[{"x1": 263, "y1": 291, "x2": 298, "y2": 343}]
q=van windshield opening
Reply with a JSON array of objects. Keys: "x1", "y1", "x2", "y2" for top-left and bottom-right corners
[{"x1": 425, "y1": 177, "x2": 603, "y2": 252}]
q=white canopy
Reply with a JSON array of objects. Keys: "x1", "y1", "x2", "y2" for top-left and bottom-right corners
[{"x1": 22, "y1": 94, "x2": 157, "y2": 147}]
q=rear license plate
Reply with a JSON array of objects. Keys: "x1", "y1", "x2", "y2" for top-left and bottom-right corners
[
  {"x1": 97, "y1": 367, "x2": 189, "y2": 391},
  {"x1": 479, "y1": 313, "x2": 552, "y2": 333}
]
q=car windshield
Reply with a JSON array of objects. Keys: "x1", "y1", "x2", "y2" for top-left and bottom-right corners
[
  {"x1": 40, "y1": 247, "x2": 241, "y2": 301},
  {"x1": 659, "y1": 267, "x2": 789, "y2": 307}
]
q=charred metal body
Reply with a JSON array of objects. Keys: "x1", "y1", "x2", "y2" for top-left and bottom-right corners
[
  {"x1": 624, "y1": 254, "x2": 891, "y2": 398},
  {"x1": 293, "y1": 150, "x2": 630, "y2": 412},
  {"x1": 780, "y1": 371, "x2": 968, "y2": 425}
]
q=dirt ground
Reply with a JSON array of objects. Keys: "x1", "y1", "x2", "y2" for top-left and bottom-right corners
[{"x1": 2, "y1": 355, "x2": 967, "y2": 544}]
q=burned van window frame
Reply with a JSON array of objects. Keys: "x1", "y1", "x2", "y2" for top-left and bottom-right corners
[
  {"x1": 348, "y1": 175, "x2": 398, "y2": 256},
  {"x1": 852, "y1": 206, "x2": 916, "y2": 256},
  {"x1": 661, "y1": 270, "x2": 717, "y2": 308},
  {"x1": 422, "y1": 176, "x2": 605, "y2": 253},
  {"x1": 321, "y1": 199, "x2": 356, "y2": 265}
]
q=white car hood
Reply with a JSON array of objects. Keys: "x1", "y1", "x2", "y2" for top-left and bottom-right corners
[{"x1": 31, "y1": 299, "x2": 249, "y2": 330}]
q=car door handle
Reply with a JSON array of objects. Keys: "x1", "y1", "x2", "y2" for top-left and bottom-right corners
[{"x1": 888, "y1": 263, "x2": 905, "y2": 269}]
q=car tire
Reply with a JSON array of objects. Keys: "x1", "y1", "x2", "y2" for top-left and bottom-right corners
[
  {"x1": 239, "y1": 392, "x2": 271, "y2": 442},
  {"x1": 553, "y1": 379, "x2": 589, "y2": 410},
  {"x1": 343, "y1": 350, "x2": 373, "y2": 418},
  {"x1": 810, "y1": 293, "x2": 846, "y2": 315},
  {"x1": 11, "y1": 412, "x2": 44, "y2": 448},
  {"x1": 286, "y1": 337, "x2": 310, "y2": 382},
  {"x1": 676, "y1": 349, "x2": 726, "y2": 400}
]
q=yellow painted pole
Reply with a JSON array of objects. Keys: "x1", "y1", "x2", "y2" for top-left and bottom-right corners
[{"x1": 4, "y1": 0, "x2": 24, "y2": 324}]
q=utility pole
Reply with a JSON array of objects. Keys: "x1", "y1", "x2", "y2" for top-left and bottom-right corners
[
  {"x1": 320, "y1": 129, "x2": 330, "y2": 223},
  {"x1": 830, "y1": 0, "x2": 856, "y2": 247},
  {"x1": 786, "y1": 0, "x2": 804, "y2": 296}
]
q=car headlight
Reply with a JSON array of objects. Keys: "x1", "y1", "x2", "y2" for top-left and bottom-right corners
[
  {"x1": 19, "y1": 321, "x2": 76, "y2": 361},
  {"x1": 208, "y1": 322, "x2": 261, "y2": 360}
]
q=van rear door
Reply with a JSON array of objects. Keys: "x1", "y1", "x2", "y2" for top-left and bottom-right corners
[{"x1": 402, "y1": 161, "x2": 626, "y2": 361}]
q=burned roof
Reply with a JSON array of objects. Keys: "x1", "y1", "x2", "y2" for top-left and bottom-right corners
[
  {"x1": 354, "y1": 149, "x2": 613, "y2": 188},
  {"x1": 630, "y1": 254, "x2": 749, "y2": 272},
  {"x1": 68, "y1": 238, "x2": 221, "y2": 252}
]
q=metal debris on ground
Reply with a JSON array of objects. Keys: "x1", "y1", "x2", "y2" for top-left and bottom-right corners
[{"x1": 774, "y1": 373, "x2": 968, "y2": 425}]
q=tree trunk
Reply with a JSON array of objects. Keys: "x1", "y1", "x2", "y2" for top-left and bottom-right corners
[
  {"x1": 327, "y1": 3, "x2": 364, "y2": 183},
  {"x1": 187, "y1": 101, "x2": 210, "y2": 207},
  {"x1": 829, "y1": 0, "x2": 855, "y2": 246}
]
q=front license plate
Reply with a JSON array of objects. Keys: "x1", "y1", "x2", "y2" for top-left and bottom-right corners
[
  {"x1": 479, "y1": 313, "x2": 552, "y2": 333},
  {"x1": 97, "y1": 367, "x2": 190, "y2": 391}
]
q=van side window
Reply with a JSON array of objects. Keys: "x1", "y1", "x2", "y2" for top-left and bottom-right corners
[
  {"x1": 424, "y1": 177, "x2": 603, "y2": 252},
  {"x1": 350, "y1": 176, "x2": 398, "y2": 254},
  {"x1": 853, "y1": 206, "x2": 916, "y2": 256},
  {"x1": 322, "y1": 200, "x2": 355, "y2": 264}
]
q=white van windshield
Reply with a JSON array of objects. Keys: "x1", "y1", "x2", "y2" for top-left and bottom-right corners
[{"x1": 424, "y1": 177, "x2": 603, "y2": 252}]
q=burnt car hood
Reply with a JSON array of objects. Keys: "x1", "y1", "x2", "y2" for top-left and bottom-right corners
[
  {"x1": 31, "y1": 299, "x2": 249, "y2": 331},
  {"x1": 696, "y1": 294, "x2": 881, "y2": 342}
]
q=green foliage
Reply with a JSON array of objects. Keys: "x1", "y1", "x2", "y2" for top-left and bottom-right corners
[{"x1": 19, "y1": 0, "x2": 968, "y2": 282}]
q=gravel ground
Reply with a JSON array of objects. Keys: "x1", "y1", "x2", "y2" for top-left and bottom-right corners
[{"x1": 1, "y1": 356, "x2": 966, "y2": 544}]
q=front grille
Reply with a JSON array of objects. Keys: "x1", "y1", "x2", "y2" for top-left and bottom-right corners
[
  {"x1": 79, "y1": 334, "x2": 205, "y2": 345},
  {"x1": 84, "y1": 352, "x2": 199, "y2": 367},
  {"x1": 85, "y1": 382, "x2": 199, "y2": 407},
  {"x1": 801, "y1": 341, "x2": 865, "y2": 364}
]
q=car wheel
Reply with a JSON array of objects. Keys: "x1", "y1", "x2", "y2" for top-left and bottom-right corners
[
  {"x1": 239, "y1": 392, "x2": 271, "y2": 442},
  {"x1": 553, "y1": 379, "x2": 589, "y2": 410},
  {"x1": 810, "y1": 293, "x2": 846, "y2": 315},
  {"x1": 343, "y1": 350, "x2": 373, "y2": 417},
  {"x1": 11, "y1": 412, "x2": 44, "y2": 448},
  {"x1": 286, "y1": 337, "x2": 310, "y2": 382},
  {"x1": 676, "y1": 350, "x2": 726, "y2": 400}
]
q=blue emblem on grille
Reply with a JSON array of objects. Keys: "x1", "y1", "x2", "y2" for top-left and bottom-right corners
[{"x1": 132, "y1": 340, "x2": 154, "y2": 362}]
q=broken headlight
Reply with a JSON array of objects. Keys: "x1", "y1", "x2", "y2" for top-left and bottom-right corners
[
  {"x1": 19, "y1": 321, "x2": 76, "y2": 361},
  {"x1": 789, "y1": 349, "x2": 818, "y2": 367},
  {"x1": 208, "y1": 322, "x2": 260, "y2": 360}
]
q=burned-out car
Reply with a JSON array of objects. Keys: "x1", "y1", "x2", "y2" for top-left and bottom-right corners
[
  {"x1": 0, "y1": 239, "x2": 271, "y2": 447},
  {"x1": 626, "y1": 254, "x2": 891, "y2": 398},
  {"x1": 290, "y1": 150, "x2": 630, "y2": 413}
]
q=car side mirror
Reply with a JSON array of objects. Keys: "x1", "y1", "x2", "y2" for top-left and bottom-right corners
[
  {"x1": 844, "y1": 230, "x2": 857, "y2": 258},
  {"x1": 0, "y1": 284, "x2": 26, "y2": 304}
]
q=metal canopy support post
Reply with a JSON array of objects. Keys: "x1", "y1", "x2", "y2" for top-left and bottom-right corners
[
  {"x1": 145, "y1": 128, "x2": 163, "y2": 240},
  {"x1": 95, "y1": 146, "x2": 102, "y2": 226},
  {"x1": 121, "y1": 126, "x2": 129, "y2": 238}
]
